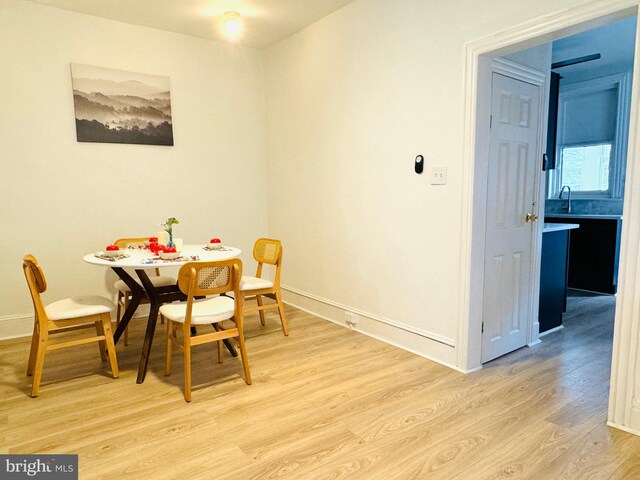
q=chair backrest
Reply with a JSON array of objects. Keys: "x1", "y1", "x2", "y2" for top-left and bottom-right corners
[
  {"x1": 114, "y1": 237, "x2": 161, "y2": 275},
  {"x1": 253, "y1": 238, "x2": 282, "y2": 282},
  {"x1": 22, "y1": 254, "x2": 48, "y2": 326},
  {"x1": 177, "y1": 259, "x2": 243, "y2": 323},
  {"x1": 114, "y1": 237, "x2": 149, "y2": 248},
  {"x1": 177, "y1": 258, "x2": 243, "y2": 297},
  {"x1": 253, "y1": 238, "x2": 281, "y2": 265}
]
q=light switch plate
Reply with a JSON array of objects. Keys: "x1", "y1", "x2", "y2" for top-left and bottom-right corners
[{"x1": 431, "y1": 166, "x2": 447, "y2": 185}]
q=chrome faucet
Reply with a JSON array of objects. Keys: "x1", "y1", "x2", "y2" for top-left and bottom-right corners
[{"x1": 559, "y1": 185, "x2": 572, "y2": 214}]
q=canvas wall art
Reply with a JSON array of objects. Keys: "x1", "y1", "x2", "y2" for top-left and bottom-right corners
[{"x1": 70, "y1": 64, "x2": 174, "y2": 146}]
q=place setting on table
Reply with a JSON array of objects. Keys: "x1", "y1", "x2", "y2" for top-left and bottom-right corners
[{"x1": 82, "y1": 217, "x2": 242, "y2": 383}]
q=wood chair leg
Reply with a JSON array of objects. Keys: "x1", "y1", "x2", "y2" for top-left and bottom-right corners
[
  {"x1": 183, "y1": 325, "x2": 192, "y2": 402},
  {"x1": 275, "y1": 291, "x2": 289, "y2": 336},
  {"x1": 165, "y1": 321, "x2": 174, "y2": 376},
  {"x1": 217, "y1": 340, "x2": 223, "y2": 363},
  {"x1": 95, "y1": 320, "x2": 108, "y2": 362},
  {"x1": 100, "y1": 313, "x2": 119, "y2": 378},
  {"x1": 27, "y1": 324, "x2": 40, "y2": 376},
  {"x1": 236, "y1": 323, "x2": 252, "y2": 385},
  {"x1": 256, "y1": 295, "x2": 266, "y2": 326},
  {"x1": 30, "y1": 331, "x2": 48, "y2": 398}
]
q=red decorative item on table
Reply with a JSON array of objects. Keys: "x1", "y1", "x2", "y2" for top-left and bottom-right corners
[{"x1": 149, "y1": 237, "x2": 159, "y2": 253}]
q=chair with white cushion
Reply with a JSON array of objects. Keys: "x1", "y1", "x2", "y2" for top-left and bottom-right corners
[
  {"x1": 160, "y1": 258, "x2": 251, "y2": 402},
  {"x1": 113, "y1": 237, "x2": 176, "y2": 345},
  {"x1": 240, "y1": 238, "x2": 288, "y2": 336},
  {"x1": 22, "y1": 254, "x2": 119, "y2": 397}
]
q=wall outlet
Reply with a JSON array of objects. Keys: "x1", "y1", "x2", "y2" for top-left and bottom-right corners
[
  {"x1": 344, "y1": 312, "x2": 358, "y2": 326},
  {"x1": 431, "y1": 166, "x2": 447, "y2": 185}
]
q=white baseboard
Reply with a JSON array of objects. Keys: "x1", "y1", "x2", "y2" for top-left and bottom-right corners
[
  {"x1": 282, "y1": 286, "x2": 460, "y2": 372},
  {"x1": 539, "y1": 325, "x2": 564, "y2": 337},
  {"x1": 0, "y1": 314, "x2": 35, "y2": 340}
]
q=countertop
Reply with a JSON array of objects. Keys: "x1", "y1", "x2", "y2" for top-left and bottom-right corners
[
  {"x1": 543, "y1": 223, "x2": 580, "y2": 233},
  {"x1": 544, "y1": 213, "x2": 622, "y2": 220}
]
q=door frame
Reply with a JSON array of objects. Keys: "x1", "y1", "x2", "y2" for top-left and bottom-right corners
[
  {"x1": 480, "y1": 60, "x2": 548, "y2": 363},
  {"x1": 457, "y1": 0, "x2": 640, "y2": 435}
]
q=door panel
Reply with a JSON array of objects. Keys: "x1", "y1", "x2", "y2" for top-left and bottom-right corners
[{"x1": 482, "y1": 73, "x2": 541, "y2": 363}]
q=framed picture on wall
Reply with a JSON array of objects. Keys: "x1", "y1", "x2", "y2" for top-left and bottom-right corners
[{"x1": 70, "y1": 64, "x2": 174, "y2": 146}]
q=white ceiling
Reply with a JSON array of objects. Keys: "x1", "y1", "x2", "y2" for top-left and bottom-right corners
[
  {"x1": 552, "y1": 17, "x2": 637, "y2": 80},
  {"x1": 25, "y1": 0, "x2": 356, "y2": 49}
]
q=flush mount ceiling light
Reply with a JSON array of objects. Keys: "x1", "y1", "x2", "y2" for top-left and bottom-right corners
[{"x1": 222, "y1": 11, "x2": 242, "y2": 40}]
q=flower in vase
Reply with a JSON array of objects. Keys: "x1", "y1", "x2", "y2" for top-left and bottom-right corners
[
  {"x1": 161, "y1": 217, "x2": 180, "y2": 235},
  {"x1": 160, "y1": 217, "x2": 179, "y2": 247}
]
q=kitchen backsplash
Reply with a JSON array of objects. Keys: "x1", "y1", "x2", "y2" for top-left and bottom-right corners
[{"x1": 545, "y1": 198, "x2": 624, "y2": 216}]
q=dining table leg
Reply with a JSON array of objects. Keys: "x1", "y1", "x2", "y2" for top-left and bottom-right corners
[
  {"x1": 134, "y1": 269, "x2": 168, "y2": 384},
  {"x1": 136, "y1": 297, "x2": 162, "y2": 384},
  {"x1": 111, "y1": 267, "x2": 144, "y2": 344}
]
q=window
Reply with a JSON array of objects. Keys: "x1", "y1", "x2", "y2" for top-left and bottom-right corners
[
  {"x1": 547, "y1": 73, "x2": 631, "y2": 200},
  {"x1": 560, "y1": 143, "x2": 611, "y2": 193}
]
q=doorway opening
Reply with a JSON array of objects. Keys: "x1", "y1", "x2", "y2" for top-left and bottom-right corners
[
  {"x1": 514, "y1": 16, "x2": 635, "y2": 353},
  {"x1": 459, "y1": 2, "x2": 640, "y2": 434}
]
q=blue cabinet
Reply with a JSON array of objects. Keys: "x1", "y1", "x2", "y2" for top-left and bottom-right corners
[
  {"x1": 545, "y1": 215, "x2": 622, "y2": 294},
  {"x1": 539, "y1": 224, "x2": 577, "y2": 333}
]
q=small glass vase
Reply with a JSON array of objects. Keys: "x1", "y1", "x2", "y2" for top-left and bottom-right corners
[{"x1": 167, "y1": 232, "x2": 175, "y2": 248}]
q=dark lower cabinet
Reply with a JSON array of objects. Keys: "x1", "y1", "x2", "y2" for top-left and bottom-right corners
[
  {"x1": 539, "y1": 229, "x2": 570, "y2": 333},
  {"x1": 545, "y1": 216, "x2": 622, "y2": 295}
]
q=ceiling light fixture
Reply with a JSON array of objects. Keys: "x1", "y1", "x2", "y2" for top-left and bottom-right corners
[{"x1": 222, "y1": 11, "x2": 242, "y2": 40}]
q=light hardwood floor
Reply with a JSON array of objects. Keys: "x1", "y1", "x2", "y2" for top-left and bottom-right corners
[{"x1": 1, "y1": 296, "x2": 639, "y2": 479}]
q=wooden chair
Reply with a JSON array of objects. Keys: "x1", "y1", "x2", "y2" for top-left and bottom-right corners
[
  {"x1": 22, "y1": 254, "x2": 119, "y2": 397},
  {"x1": 113, "y1": 237, "x2": 176, "y2": 345},
  {"x1": 240, "y1": 238, "x2": 289, "y2": 336},
  {"x1": 160, "y1": 258, "x2": 251, "y2": 402}
]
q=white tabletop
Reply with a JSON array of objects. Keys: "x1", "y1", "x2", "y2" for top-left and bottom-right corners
[{"x1": 82, "y1": 244, "x2": 241, "y2": 268}]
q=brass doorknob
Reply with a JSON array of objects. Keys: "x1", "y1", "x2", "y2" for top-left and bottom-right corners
[{"x1": 525, "y1": 213, "x2": 539, "y2": 223}]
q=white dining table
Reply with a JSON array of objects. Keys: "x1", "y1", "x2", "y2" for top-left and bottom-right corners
[{"x1": 83, "y1": 244, "x2": 241, "y2": 383}]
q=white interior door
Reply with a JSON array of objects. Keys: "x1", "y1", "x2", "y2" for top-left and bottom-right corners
[{"x1": 482, "y1": 72, "x2": 541, "y2": 363}]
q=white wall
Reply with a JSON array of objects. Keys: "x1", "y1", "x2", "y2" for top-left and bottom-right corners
[
  {"x1": 263, "y1": 0, "x2": 620, "y2": 368},
  {"x1": 0, "y1": 0, "x2": 268, "y2": 337},
  {"x1": 503, "y1": 43, "x2": 553, "y2": 72}
]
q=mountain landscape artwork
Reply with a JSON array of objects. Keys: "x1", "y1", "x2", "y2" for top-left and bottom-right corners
[{"x1": 71, "y1": 64, "x2": 174, "y2": 146}]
